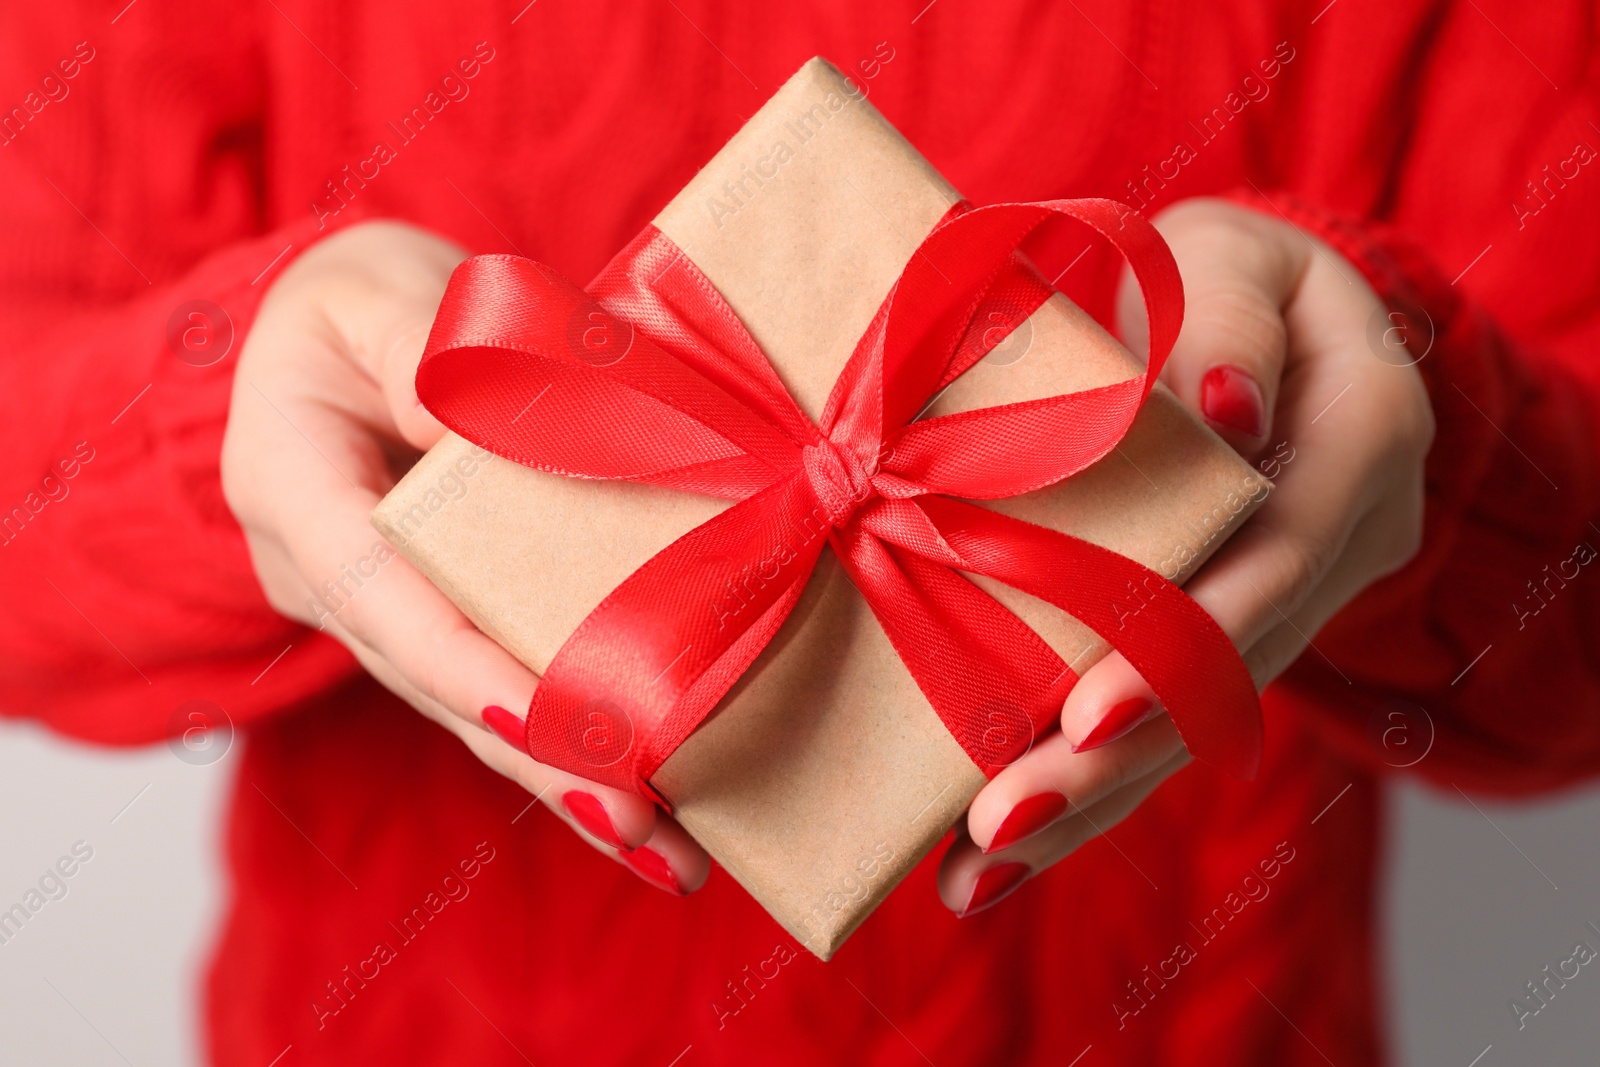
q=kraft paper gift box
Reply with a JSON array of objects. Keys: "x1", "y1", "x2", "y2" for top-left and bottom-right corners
[{"x1": 373, "y1": 57, "x2": 1270, "y2": 959}]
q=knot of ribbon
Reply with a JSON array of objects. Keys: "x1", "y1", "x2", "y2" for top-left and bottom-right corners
[
  {"x1": 416, "y1": 197, "x2": 1263, "y2": 803},
  {"x1": 801, "y1": 438, "x2": 877, "y2": 526}
]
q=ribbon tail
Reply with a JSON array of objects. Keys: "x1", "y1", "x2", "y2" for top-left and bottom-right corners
[
  {"x1": 890, "y1": 497, "x2": 1263, "y2": 780},
  {"x1": 832, "y1": 513, "x2": 1076, "y2": 775},
  {"x1": 524, "y1": 473, "x2": 827, "y2": 797}
]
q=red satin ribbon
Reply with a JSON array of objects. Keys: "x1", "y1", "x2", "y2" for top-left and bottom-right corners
[{"x1": 417, "y1": 198, "x2": 1263, "y2": 802}]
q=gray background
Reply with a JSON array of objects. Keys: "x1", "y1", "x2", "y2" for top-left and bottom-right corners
[{"x1": 1, "y1": 716, "x2": 1597, "y2": 1066}]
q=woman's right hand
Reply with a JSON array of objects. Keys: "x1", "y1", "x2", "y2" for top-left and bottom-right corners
[{"x1": 221, "y1": 220, "x2": 709, "y2": 896}]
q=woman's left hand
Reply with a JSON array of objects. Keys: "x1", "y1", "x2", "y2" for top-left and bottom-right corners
[{"x1": 939, "y1": 197, "x2": 1435, "y2": 916}]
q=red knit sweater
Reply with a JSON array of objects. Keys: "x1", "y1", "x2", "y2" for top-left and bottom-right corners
[{"x1": 3, "y1": 2, "x2": 1598, "y2": 1064}]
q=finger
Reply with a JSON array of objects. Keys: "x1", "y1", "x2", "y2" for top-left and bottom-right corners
[
  {"x1": 227, "y1": 224, "x2": 705, "y2": 886},
  {"x1": 231, "y1": 394, "x2": 521, "y2": 766},
  {"x1": 1054, "y1": 486, "x2": 1365, "y2": 758},
  {"x1": 939, "y1": 748, "x2": 1189, "y2": 916},
  {"x1": 608, "y1": 813, "x2": 712, "y2": 896},
  {"x1": 262, "y1": 471, "x2": 681, "y2": 862},
  {"x1": 245, "y1": 441, "x2": 664, "y2": 857},
  {"x1": 1066, "y1": 255, "x2": 1401, "y2": 752},
  {"x1": 376, "y1": 316, "x2": 451, "y2": 453},
  {"x1": 332, "y1": 255, "x2": 454, "y2": 454},
  {"x1": 424, "y1": 677, "x2": 710, "y2": 895},
  {"x1": 329, "y1": 616, "x2": 679, "y2": 860},
  {"x1": 283, "y1": 221, "x2": 462, "y2": 452},
  {"x1": 1053, "y1": 479, "x2": 1365, "y2": 754},
  {"x1": 1117, "y1": 199, "x2": 1311, "y2": 454},
  {"x1": 237, "y1": 435, "x2": 529, "y2": 735},
  {"x1": 224, "y1": 347, "x2": 399, "y2": 526},
  {"x1": 449, "y1": 705, "x2": 710, "y2": 896},
  {"x1": 349, "y1": 224, "x2": 463, "y2": 451},
  {"x1": 1221, "y1": 498, "x2": 1424, "y2": 687},
  {"x1": 236, "y1": 528, "x2": 330, "y2": 629},
  {"x1": 966, "y1": 711, "x2": 1184, "y2": 854}
]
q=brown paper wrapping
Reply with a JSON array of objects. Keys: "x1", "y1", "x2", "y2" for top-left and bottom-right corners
[{"x1": 373, "y1": 58, "x2": 1270, "y2": 959}]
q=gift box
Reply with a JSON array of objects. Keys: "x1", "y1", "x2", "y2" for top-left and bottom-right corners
[{"x1": 373, "y1": 57, "x2": 1269, "y2": 959}]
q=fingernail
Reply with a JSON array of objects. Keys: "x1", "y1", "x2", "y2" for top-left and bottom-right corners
[
  {"x1": 1200, "y1": 365, "x2": 1265, "y2": 438},
  {"x1": 481, "y1": 705, "x2": 527, "y2": 749},
  {"x1": 1073, "y1": 696, "x2": 1156, "y2": 753},
  {"x1": 624, "y1": 846, "x2": 686, "y2": 896},
  {"x1": 959, "y1": 862, "x2": 1030, "y2": 917},
  {"x1": 562, "y1": 790, "x2": 629, "y2": 851},
  {"x1": 985, "y1": 792, "x2": 1070, "y2": 854}
]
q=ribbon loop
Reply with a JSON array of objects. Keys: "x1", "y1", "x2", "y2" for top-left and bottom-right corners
[{"x1": 417, "y1": 197, "x2": 1264, "y2": 798}]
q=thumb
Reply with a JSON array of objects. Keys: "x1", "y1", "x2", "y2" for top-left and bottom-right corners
[
  {"x1": 1116, "y1": 198, "x2": 1309, "y2": 456},
  {"x1": 311, "y1": 221, "x2": 465, "y2": 453},
  {"x1": 376, "y1": 314, "x2": 451, "y2": 453}
]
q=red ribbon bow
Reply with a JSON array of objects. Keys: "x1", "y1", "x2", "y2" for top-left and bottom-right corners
[{"x1": 417, "y1": 198, "x2": 1263, "y2": 802}]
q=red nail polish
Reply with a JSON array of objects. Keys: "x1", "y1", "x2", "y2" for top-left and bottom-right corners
[
  {"x1": 562, "y1": 790, "x2": 629, "y2": 851},
  {"x1": 481, "y1": 705, "x2": 527, "y2": 749},
  {"x1": 624, "y1": 847, "x2": 686, "y2": 896},
  {"x1": 1073, "y1": 697, "x2": 1156, "y2": 753},
  {"x1": 959, "y1": 862, "x2": 1029, "y2": 917},
  {"x1": 985, "y1": 792, "x2": 1070, "y2": 854},
  {"x1": 1200, "y1": 365, "x2": 1265, "y2": 438}
]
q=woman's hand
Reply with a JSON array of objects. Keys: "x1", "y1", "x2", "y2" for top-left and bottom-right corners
[
  {"x1": 940, "y1": 197, "x2": 1435, "y2": 916},
  {"x1": 221, "y1": 220, "x2": 709, "y2": 896}
]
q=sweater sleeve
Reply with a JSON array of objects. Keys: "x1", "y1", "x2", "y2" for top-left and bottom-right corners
[
  {"x1": 0, "y1": 3, "x2": 366, "y2": 744},
  {"x1": 1224, "y1": 0, "x2": 1600, "y2": 797},
  {"x1": 0, "y1": 221, "x2": 367, "y2": 744},
  {"x1": 1234, "y1": 190, "x2": 1600, "y2": 796}
]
